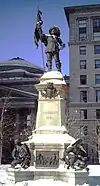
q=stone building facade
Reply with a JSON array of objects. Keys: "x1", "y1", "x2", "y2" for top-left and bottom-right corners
[{"x1": 64, "y1": 4, "x2": 100, "y2": 163}]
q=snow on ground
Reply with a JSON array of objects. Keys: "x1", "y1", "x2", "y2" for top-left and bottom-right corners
[
  {"x1": 0, "y1": 164, "x2": 100, "y2": 186},
  {"x1": 15, "y1": 180, "x2": 90, "y2": 186},
  {"x1": 88, "y1": 165, "x2": 100, "y2": 176},
  {"x1": 15, "y1": 179, "x2": 68, "y2": 186}
]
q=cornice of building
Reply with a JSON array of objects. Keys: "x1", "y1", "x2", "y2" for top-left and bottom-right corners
[
  {"x1": 69, "y1": 102, "x2": 100, "y2": 107},
  {"x1": 68, "y1": 40, "x2": 100, "y2": 45},
  {"x1": 64, "y1": 4, "x2": 100, "y2": 25}
]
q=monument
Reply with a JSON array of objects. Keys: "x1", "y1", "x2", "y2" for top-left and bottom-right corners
[
  {"x1": 7, "y1": 9, "x2": 90, "y2": 186},
  {"x1": 24, "y1": 9, "x2": 89, "y2": 184},
  {"x1": 29, "y1": 10, "x2": 75, "y2": 172}
]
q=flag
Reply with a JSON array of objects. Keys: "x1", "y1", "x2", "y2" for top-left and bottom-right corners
[
  {"x1": 36, "y1": 9, "x2": 43, "y2": 25},
  {"x1": 34, "y1": 9, "x2": 43, "y2": 48}
]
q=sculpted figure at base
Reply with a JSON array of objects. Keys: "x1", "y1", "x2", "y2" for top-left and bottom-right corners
[
  {"x1": 34, "y1": 10, "x2": 65, "y2": 72},
  {"x1": 11, "y1": 139, "x2": 31, "y2": 169},
  {"x1": 63, "y1": 139, "x2": 89, "y2": 172}
]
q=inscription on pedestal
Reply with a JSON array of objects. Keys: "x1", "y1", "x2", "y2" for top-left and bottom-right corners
[
  {"x1": 36, "y1": 151, "x2": 59, "y2": 168},
  {"x1": 37, "y1": 101, "x2": 60, "y2": 127}
]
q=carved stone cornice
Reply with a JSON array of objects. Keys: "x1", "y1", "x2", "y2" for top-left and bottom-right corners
[
  {"x1": 69, "y1": 102, "x2": 100, "y2": 108},
  {"x1": 64, "y1": 4, "x2": 100, "y2": 25},
  {"x1": 68, "y1": 40, "x2": 100, "y2": 45},
  {"x1": 65, "y1": 4, "x2": 100, "y2": 15}
]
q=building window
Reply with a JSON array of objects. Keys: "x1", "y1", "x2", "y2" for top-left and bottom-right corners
[
  {"x1": 94, "y1": 45, "x2": 100, "y2": 54},
  {"x1": 95, "y1": 60, "x2": 100, "y2": 68},
  {"x1": 93, "y1": 33, "x2": 100, "y2": 41},
  {"x1": 78, "y1": 19, "x2": 87, "y2": 41},
  {"x1": 80, "y1": 75, "x2": 87, "y2": 85},
  {"x1": 96, "y1": 109, "x2": 100, "y2": 119},
  {"x1": 80, "y1": 60, "x2": 86, "y2": 69},
  {"x1": 80, "y1": 91, "x2": 87, "y2": 102},
  {"x1": 79, "y1": 46, "x2": 86, "y2": 55},
  {"x1": 95, "y1": 74, "x2": 100, "y2": 84},
  {"x1": 80, "y1": 109, "x2": 87, "y2": 119},
  {"x1": 93, "y1": 18, "x2": 100, "y2": 41},
  {"x1": 96, "y1": 90, "x2": 100, "y2": 102}
]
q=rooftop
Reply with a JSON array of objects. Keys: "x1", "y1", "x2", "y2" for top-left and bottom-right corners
[
  {"x1": 0, "y1": 57, "x2": 44, "y2": 73},
  {"x1": 64, "y1": 4, "x2": 100, "y2": 25}
]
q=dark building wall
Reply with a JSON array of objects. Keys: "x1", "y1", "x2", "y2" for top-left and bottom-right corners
[{"x1": 0, "y1": 57, "x2": 44, "y2": 164}]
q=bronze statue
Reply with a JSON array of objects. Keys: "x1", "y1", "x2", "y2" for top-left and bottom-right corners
[
  {"x1": 34, "y1": 10, "x2": 65, "y2": 72},
  {"x1": 11, "y1": 139, "x2": 31, "y2": 169},
  {"x1": 62, "y1": 139, "x2": 89, "y2": 171}
]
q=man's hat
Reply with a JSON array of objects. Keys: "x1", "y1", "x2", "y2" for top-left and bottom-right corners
[{"x1": 49, "y1": 26, "x2": 61, "y2": 36}]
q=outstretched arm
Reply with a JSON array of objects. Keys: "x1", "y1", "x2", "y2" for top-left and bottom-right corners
[
  {"x1": 58, "y1": 37, "x2": 65, "y2": 50},
  {"x1": 36, "y1": 23, "x2": 47, "y2": 46}
]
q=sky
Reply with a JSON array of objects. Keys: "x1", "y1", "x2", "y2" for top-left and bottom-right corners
[{"x1": 0, "y1": 0, "x2": 100, "y2": 75}]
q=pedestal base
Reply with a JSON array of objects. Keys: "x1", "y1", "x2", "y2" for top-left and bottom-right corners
[
  {"x1": 26, "y1": 129, "x2": 75, "y2": 168},
  {"x1": 3, "y1": 166, "x2": 89, "y2": 185},
  {"x1": 34, "y1": 168, "x2": 89, "y2": 186},
  {"x1": 65, "y1": 169, "x2": 89, "y2": 186}
]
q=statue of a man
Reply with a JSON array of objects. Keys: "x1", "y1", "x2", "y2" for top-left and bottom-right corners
[
  {"x1": 34, "y1": 10, "x2": 65, "y2": 72},
  {"x1": 63, "y1": 139, "x2": 89, "y2": 171},
  {"x1": 11, "y1": 139, "x2": 31, "y2": 169},
  {"x1": 40, "y1": 26, "x2": 65, "y2": 72}
]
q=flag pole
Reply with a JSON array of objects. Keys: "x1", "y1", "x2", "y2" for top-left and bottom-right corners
[{"x1": 37, "y1": 6, "x2": 45, "y2": 72}]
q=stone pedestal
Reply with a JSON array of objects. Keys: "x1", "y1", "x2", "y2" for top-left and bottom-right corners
[
  {"x1": 7, "y1": 169, "x2": 34, "y2": 184},
  {"x1": 3, "y1": 167, "x2": 89, "y2": 185},
  {"x1": 65, "y1": 170, "x2": 89, "y2": 186},
  {"x1": 33, "y1": 168, "x2": 89, "y2": 186},
  {"x1": 35, "y1": 71, "x2": 67, "y2": 129},
  {"x1": 27, "y1": 71, "x2": 75, "y2": 169}
]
